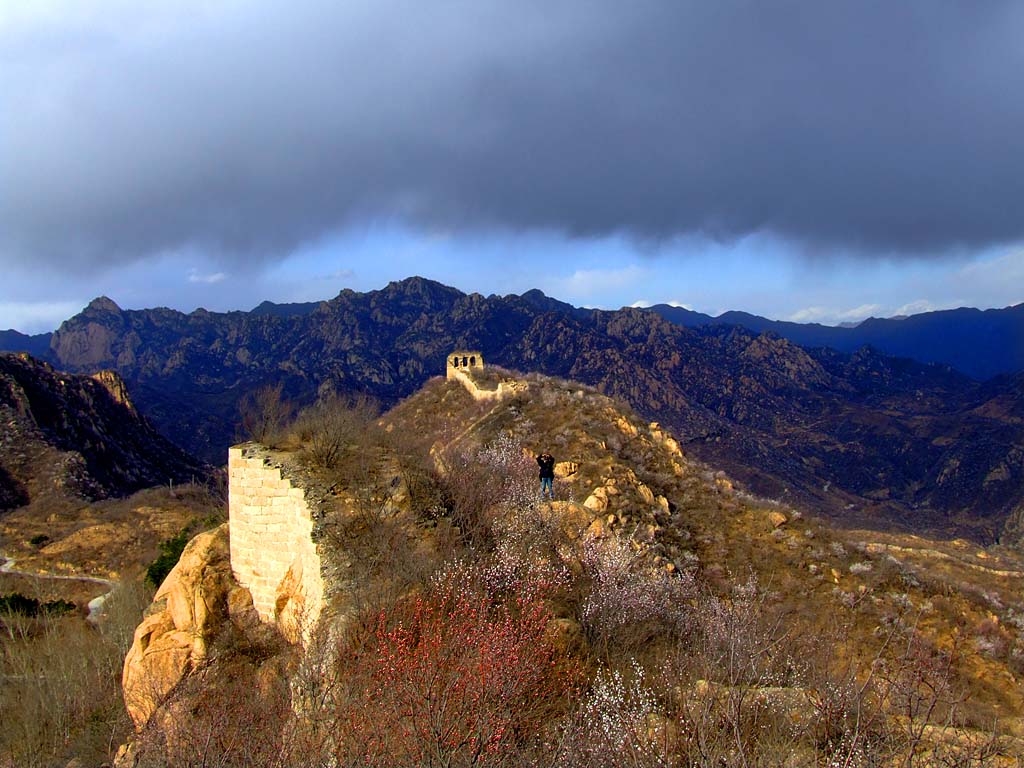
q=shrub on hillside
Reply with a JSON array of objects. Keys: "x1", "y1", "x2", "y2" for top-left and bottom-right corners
[
  {"x1": 238, "y1": 382, "x2": 295, "y2": 445},
  {"x1": 556, "y1": 661, "x2": 676, "y2": 768},
  {"x1": 688, "y1": 577, "x2": 802, "y2": 688},
  {"x1": 441, "y1": 433, "x2": 539, "y2": 553},
  {"x1": 145, "y1": 529, "x2": 190, "y2": 588},
  {"x1": 0, "y1": 593, "x2": 75, "y2": 617},
  {"x1": 293, "y1": 393, "x2": 379, "y2": 472},
  {"x1": 324, "y1": 574, "x2": 577, "y2": 767},
  {"x1": 579, "y1": 534, "x2": 696, "y2": 653}
]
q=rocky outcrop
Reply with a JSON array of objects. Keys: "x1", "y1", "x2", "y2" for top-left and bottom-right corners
[
  {"x1": 122, "y1": 442, "x2": 332, "y2": 730},
  {"x1": 91, "y1": 369, "x2": 135, "y2": 413},
  {"x1": 122, "y1": 525, "x2": 277, "y2": 730},
  {"x1": 0, "y1": 352, "x2": 206, "y2": 504},
  {"x1": 117, "y1": 524, "x2": 295, "y2": 768},
  {"x1": 123, "y1": 525, "x2": 234, "y2": 728}
]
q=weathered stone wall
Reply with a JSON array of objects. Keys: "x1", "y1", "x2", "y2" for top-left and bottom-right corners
[
  {"x1": 449, "y1": 368, "x2": 528, "y2": 402},
  {"x1": 228, "y1": 445, "x2": 324, "y2": 644}
]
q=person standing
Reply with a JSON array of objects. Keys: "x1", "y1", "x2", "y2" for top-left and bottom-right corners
[{"x1": 537, "y1": 451, "x2": 555, "y2": 500}]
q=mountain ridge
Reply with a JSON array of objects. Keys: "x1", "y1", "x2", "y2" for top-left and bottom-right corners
[
  {"x1": 0, "y1": 352, "x2": 207, "y2": 507},
  {"x1": 5, "y1": 284, "x2": 1021, "y2": 379},
  {"x1": 648, "y1": 301, "x2": 1024, "y2": 380},
  {"x1": 22, "y1": 277, "x2": 1024, "y2": 545}
]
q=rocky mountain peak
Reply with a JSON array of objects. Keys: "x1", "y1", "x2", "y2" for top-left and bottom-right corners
[
  {"x1": 84, "y1": 296, "x2": 123, "y2": 314},
  {"x1": 379, "y1": 275, "x2": 464, "y2": 305}
]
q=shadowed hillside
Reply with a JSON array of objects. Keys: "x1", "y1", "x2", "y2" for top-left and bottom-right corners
[{"x1": 0, "y1": 352, "x2": 207, "y2": 506}]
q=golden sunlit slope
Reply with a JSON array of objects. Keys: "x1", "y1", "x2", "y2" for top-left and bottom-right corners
[{"x1": 386, "y1": 369, "x2": 1024, "y2": 734}]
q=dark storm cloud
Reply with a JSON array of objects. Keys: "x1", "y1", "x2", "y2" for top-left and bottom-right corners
[{"x1": 2, "y1": 0, "x2": 1023, "y2": 269}]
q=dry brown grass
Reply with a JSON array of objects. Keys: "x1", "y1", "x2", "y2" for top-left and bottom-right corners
[{"x1": 0, "y1": 581, "x2": 151, "y2": 768}]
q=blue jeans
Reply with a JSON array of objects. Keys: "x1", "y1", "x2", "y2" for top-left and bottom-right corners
[{"x1": 540, "y1": 477, "x2": 554, "y2": 499}]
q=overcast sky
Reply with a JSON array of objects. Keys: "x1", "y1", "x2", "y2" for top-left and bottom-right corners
[{"x1": 2, "y1": 1, "x2": 1023, "y2": 333}]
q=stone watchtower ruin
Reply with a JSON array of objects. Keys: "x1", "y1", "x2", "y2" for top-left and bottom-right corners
[{"x1": 446, "y1": 350, "x2": 484, "y2": 380}]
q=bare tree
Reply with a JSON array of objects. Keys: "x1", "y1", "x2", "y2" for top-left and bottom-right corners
[
  {"x1": 239, "y1": 382, "x2": 295, "y2": 445},
  {"x1": 293, "y1": 393, "x2": 378, "y2": 472}
]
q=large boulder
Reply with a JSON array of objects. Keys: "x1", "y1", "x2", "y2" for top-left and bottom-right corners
[
  {"x1": 122, "y1": 524, "x2": 236, "y2": 729},
  {"x1": 583, "y1": 487, "x2": 609, "y2": 514}
]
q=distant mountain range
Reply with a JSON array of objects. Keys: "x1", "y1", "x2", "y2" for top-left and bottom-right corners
[
  {"x1": 5, "y1": 294, "x2": 1021, "y2": 381},
  {"x1": 646, "y1": 303, "x2": 1024, "y2": 381},
  {"x1": 0, "y1": 330, "x2": 52, "y2": 360},
  {"x1": 2, "y1": 277, "x2": 1020, "y2": 545},
  {"x1": 247, "y1": 293, "x2": 1024, "y2": 381}
]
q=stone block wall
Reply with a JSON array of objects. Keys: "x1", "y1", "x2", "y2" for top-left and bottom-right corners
[
  {"x1": 450, "y1": 367, "x2": 527, "y2": 402},
  {"x1": 228, "y1": 445, "x2": 324, "y2": 644}
]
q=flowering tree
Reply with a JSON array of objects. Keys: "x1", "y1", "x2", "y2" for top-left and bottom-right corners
[
  {"x1": 579, "y1": 534, "x2": 695, "y2": 653},
  {"x1": 555, "y1": 661, "x2": 676, "y2": 768},
  {"x1": 442, "y1": 433, "x2": 539, "y2": 552}
]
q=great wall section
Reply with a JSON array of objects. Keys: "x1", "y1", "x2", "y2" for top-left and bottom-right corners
[
  {"x1": 228, "y1": 445, "x2": 325, "y2": 644},
  {"x1": 222, "y1": 353, "x2": 519, "y2": 645}
]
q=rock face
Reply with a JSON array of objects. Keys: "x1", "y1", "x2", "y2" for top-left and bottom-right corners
[
  {"x1": 123, "y1": 525, "x2": 246, "y2": 729},
  {"x1": 120, "y1": 512, "x2": 311, "y2": 733},
  {"x1": 91, "y1": 369, "x2": 135, "y2": 413},
  {"x1": 0, "y1": 352, "x2": 206, "y2": 507}
]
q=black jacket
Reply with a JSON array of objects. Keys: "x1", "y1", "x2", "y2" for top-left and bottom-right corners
[{"x1": 537, "y1": 454, "x2": 555, "y2": 479}]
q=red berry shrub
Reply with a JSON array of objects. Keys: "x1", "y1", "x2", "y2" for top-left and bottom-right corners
[{"x1": 331, "y1": 577, "x2": 577, "y2": 767}]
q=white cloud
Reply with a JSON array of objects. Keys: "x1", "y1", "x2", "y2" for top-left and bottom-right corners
[
  {"x1": 188, "y1": 268, "x2": 227, "y2": 284},
  {"x1": 0, "y1": 300, "x2": 84, "y2": 333},
  {"x1": 788, "y1": 303, "x2": 882, "y2": 325},
  {"x1": 841, "y1": 303, "x2": 883, "y2": 320},
  {"x1": 788, "y1": 307, "x2": 828, "y2": 323},
  {"x1": 666, "y1": 300, "x2": 693, "y2": 310},
  {"x1": 630, "y1": 299, "x2": 652, "y2": 308},
  {"x1": 553, "y1": 265, "x2": 648, "y2": 301},
  {"x1": 892, "y1": 299, "x2": 938, "y2": 317}
]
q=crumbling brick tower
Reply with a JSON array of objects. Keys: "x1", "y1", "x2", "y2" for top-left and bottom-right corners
[{"x1": 446, "y1": 350, "x2": 484, "y2": 380}]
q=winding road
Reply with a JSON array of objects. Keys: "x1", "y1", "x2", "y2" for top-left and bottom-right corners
[{"x1": 0, "y1": 553, "x2": 116, "y2": 623}]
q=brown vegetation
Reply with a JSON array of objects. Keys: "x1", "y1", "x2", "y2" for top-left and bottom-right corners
[
  {"x1": 114, "y1": 374, "x2": 1024, "y2": 766},
  {"x1": 0, "y1": 582, "x2": 150, "y2": 767},
  {"x1": 0, "y1": 371, "x2": 1014, "y2": 765}
]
